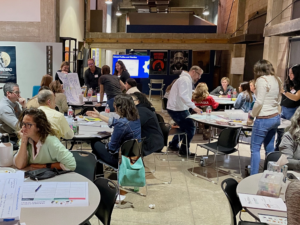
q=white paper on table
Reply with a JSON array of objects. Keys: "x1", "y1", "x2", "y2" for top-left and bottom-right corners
[
  {"x1": 79, "y1": 122, "x2": 96, "y2": 126},
  {"x1": 238, "y1": 193, "x2": 287, "y2": 212},
  {"x1": 0, "y1": 171, "x2": 24, "y2": 221},
  {"x1": 259, "y1": 214, "x2": 287, "y2": 225},
  {"x1": 21, "y1": 182, "x2": 88, "y2": 208}
]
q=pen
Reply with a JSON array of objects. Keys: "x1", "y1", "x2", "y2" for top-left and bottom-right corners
[{"x1": 35, "y1": 184, "x2": 42, "y2": 192}]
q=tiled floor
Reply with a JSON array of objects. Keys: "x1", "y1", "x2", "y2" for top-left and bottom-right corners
[{"x1": 84, "y1": 96, "x2": 267, "y2": 225}]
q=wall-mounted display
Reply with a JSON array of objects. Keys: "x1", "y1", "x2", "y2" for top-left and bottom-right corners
[
  {"x1": 169, "y1": 50, "x2": 189, "y2": 75},
  {"x1": 192, "y1": 51, "x2": 210, "y2": 74},
  {"x1": 150, "y1": 51, "x2": 168, "y2": 75},
  {"x1": 0, "y1": 46, "x2": 17, "y2": 83}
]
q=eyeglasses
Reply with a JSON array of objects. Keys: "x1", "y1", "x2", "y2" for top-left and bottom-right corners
[
  {"x1": 11, "y1": 91, "x2": 21, "y2": 95},
  {"x1": 21, "y1": 122, "x2": 35, "y2": 129},
  {"x1": 88, "y1": 63, "x2": 94, "y2": 66},
  {"x1": 195, "y1": 71, "x2": 201, "y2": 76}
]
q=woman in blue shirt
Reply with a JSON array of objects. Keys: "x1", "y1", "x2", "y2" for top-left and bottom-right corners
[
  {"x1": 234, "y1": 81, "x2": 255, "y2": 112},
  {"x1": 87, "y1": 94, "x2": 141, "y2": 172}
]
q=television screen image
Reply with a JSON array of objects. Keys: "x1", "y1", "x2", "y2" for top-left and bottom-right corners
[{"x1": 112, "y1": 55, "x2": 150, "y2": 78}]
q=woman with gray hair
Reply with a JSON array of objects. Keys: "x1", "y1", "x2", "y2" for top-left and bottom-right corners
[{"x1": 279, "y1": 107, "x2": 300, "y2": 171}]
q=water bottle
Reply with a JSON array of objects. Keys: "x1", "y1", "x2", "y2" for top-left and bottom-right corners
[
  {"x1": 206, "y1": 106, "x2": 212, "y2": 121},
  {"x1": 68, "y1": 106, "x2": 73, "y2": 118},
  {"x1": 0, "y1": 133, "x2": 13, "y2": 167},
  {"x1": 82, "y1": 84, "x2": 87, "y2": 97},
  {"x1": 68, "y1": 118, "x2": 73, "y2": 130},
  {"x1": 73, "y1": 118, "x2": 79, "y2": 135},
  {"x1": 105, "y1": 104, "x2": 110, "y2": 113},
  {"x1": 233, "y1": 88, "x2": 237, "y2": 98},
  {"x1": 97, "y1": 93, "x2": 100, "y2": 103},
  {"x1": 227, "y1": 89, "x2": 231, "y2": 98},
  {"x1": 88, "y1": 88, "x2": 93, "y2": 100}
]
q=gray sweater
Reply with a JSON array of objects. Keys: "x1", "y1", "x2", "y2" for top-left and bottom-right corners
[
  {"x1": 0, "y1": 97, "x2": 22, "y2": 134},
  {"x1": 279, "y1": 131, "x2": 300, "y2": 171}
]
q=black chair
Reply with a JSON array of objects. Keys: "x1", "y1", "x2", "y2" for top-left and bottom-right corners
[
  {"x1": 72, "y1": 151, "x2": 98, "y2": 181},
  {"x1": 93, "y1": 178, "x2": 119, "y2": 225},
  {"x1": 192, "y1": 127, "x2": 242, "y2": 184},
  {"x1": 263, "y1": 151, "x2": 282, "y2": 170},
  {"x1": 92, "y1": 138, "x2": 147, "y2": 197},
  {"x1": 221, "y1": 178, "x2": 268, "y2": 225},
  {"x1": 55, "y1": 106, "x2": 60, "y2": 112},
  {"x1": 156, "y1": 113, "x2": 189, "y2": 161}
]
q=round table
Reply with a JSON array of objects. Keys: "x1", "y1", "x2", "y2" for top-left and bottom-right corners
[
  {"x1": 236, "y1": 172, "x2": 299, "y2": 220},
  {"x1": 20, "y1": 172, "x2": 100, "y2": 225}
]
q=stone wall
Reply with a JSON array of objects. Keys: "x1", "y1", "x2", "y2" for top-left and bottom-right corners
[{"x1": 0, "y1": 0, "x2": 58, "y2": 42}]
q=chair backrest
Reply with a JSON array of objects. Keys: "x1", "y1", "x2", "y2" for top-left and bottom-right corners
[
  {"x1": 72, "y1": 151, "x2": 98, "y2": 181},
  {"x1": 150, "y1": 79, "x2": 164, "y2": 84},
  {"x1": 120, "y1": 138, "x2": 145, "y2": 158},
  {"x1": 221, "y1": 178, "x2": 242, "y2": 225},
  {"x1": 263, "y1": 151, "x2": 282, "y2": 170},
  {"x1": 159, "y1": 122, "x2": 171, "y2": 147},
  {"x1": 156, "y1": 113, "x2": 165, "y2": 123},
  {"x1": 94, "y1": 178, "x2": 119, "y2": 225},
  {"x1": 55, "y1": 106, "x2": 60, "y2": 112},
  {"x1": 286, "y1": 181, "x2": 300, "y2": 225},
  {"x1": 32, "y1": 85, "x2": 41, "y2": 97},
  {"x1": 162, "y1": 98, "x2": 168, "y2": 110},
  {"x1": 218, "y1": 128, "x2": 242, "y2": 149}
]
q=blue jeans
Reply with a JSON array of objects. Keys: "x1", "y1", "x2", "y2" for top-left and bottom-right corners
[
  {"x1": 167, "y1": 109, "x2": 196, "y2": 154},
  {"x1": 275, "y1": 106, "x2": 298, "y2": 151},
  {"x1": 250, "y1": 115, "x2": 280, "y2": 175},
  {"x1": 107, "y1": 97, "x2": 115, "y2": 112}
]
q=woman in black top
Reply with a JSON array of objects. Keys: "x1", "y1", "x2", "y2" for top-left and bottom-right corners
[
  {"x1": 113, "y1": 60, "x2": 130, "y2": 84},
  {"x1": 130, "y1": 92, "x2": 164, "y2": 156},
  {"x1": 275, "y1": 64, "x2": 300, "y2": 151}
]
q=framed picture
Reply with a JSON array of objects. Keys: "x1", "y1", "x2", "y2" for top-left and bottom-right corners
[
  {"x1": 150, "y1": 51, "x2": 168, "y2": 75},
  {"x1": 0, "y1": 46, "x2": 17, "y2": 83},
  {"x1": 169, "y1": 50, "x2": 189, "y2": 75}
]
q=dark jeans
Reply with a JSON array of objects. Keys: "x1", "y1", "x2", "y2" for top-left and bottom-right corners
[
  {"x1": 107, "y1": 97, "x2": 115, "y2": 112},
  {"x1": 167, "y1": 109, "x2": 196, "y2": 154},
  {"x1": 91, "y1": 140, "x2": 118, "y2": 175}
]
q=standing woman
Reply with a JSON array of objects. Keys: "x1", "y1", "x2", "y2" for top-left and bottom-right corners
[
  {"x1": 248, "y1": 60, "x2": 282, "y2": 175},
  {"x1": 113, "y1": 60, "x2": 130, "y2": 84}
]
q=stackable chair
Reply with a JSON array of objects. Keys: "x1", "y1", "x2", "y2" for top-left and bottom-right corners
[{"x1": 148, "y1": 79, "x2": 165, "y2": 100}]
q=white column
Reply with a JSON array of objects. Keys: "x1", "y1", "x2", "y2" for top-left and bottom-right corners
[{"x1": 106, "y1": 4, "x2": 112, "y2": 68}]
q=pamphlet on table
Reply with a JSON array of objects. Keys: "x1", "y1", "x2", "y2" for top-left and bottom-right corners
[
  {"x1": 258, "y1": 214, "x2": 287, "y2": 225},
  {"x1": 238, "y1": 193, "x2": 287, "y2": 212},
  {"x1": 0, "y1": 171, "x2": 24, "y2": 222},
  {"x1": 21, "y1": 182, "x2": 88, "y2": 208}
]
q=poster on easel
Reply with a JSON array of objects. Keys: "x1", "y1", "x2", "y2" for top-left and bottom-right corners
[
  {"x1": 0, "y1": 46, "x2": 17, "y2": 83},
  {"x1": 149, "y1": 51, "x2": 168, "y2": 75},
  {"x1": 57, "y1": 72, "x2": 82, "y2": 104}
]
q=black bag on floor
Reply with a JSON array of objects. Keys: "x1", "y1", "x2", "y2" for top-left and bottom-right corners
[{"x1": 25, "y1": 168, "x2": 72, "y2": 181}]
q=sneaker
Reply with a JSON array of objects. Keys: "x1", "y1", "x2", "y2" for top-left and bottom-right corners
[{"x1": 168, "y1": 142, "x2": 179, "y2": 151}]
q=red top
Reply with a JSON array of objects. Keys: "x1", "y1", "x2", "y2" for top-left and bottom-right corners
[{"x1": 193, "y1": 96, "x2": 219, "y2": 109}]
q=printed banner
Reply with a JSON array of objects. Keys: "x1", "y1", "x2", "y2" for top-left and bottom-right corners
[
  {"x1": 169, "y1": 50, "x2": 189, "y2": 75},
  {"x1": 149, "y1": 51, "x2": 168, "y2": 75},
  {"x1": 0, "y1": 46, "x2": 17, "y2": 83}
]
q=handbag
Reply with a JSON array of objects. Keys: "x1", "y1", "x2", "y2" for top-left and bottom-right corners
[{"x1": 25, "y1": 168, "x2": 72, "y2": 181}]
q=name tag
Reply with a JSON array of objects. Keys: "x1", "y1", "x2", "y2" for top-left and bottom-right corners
[
  {"x1": 291, "y1": 89, "x2": 296, "y2": 94},
  {"x1": 94, "y1": 74, "x2": 98, "y2": 78}
]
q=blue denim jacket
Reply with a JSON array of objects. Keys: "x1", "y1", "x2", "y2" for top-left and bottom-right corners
[
  {"x1": 107, "y1": 117, "x2": 141, "y2": 153},
  {"x1": 234, "y1": 92, "x2": 255, "y2": 112}
]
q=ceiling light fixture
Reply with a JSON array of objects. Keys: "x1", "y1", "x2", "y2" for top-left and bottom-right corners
[
  {"x1": 116, "y1": 5, "x2": 122, "y2": 16},
  {"x1": 105, "y1": 0, "x2": 112, "y2": 4},
  {"x1": 203, "y1": 5, "x2": 209, "y2": 15}
]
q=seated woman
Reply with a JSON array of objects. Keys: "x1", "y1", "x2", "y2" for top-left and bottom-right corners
[
  {"x1": 87, "y1": 94, "x2": 141, "y2": 171},
  {"x1": 130, "y1": 92, "x2": 164, "y2": 156},
  {"x1": 14, "y1": 108, "x2": 76, "y2": 171},
  {"x1": 49, "y1": 80, "x2": 68, "y2": 113},
  {"x1": 192, "y1": 83, "x2": 219, "y2": 140},
  {"x1": 26, "y1": 86, "x2": 50, "y2": 109},
  {"x1": 210, "y1": 77, "x2": 233, "y2": 97},
  {"x1": 125, "y1": 78, "x2": 140, "y2": 94},
  {"x1": 279, "y1": 107, "x2": 300, "y2": 171},
  {"x1": 234, "y1": 81, "x2": 255, "y2": 112},
  {"x1": 249, "y1": 79, "x2": 256, "y2": 101}
]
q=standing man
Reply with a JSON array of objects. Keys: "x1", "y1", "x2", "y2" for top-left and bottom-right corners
[
  {"x1": 0, "y1": 83, "x2": 26, "y2": 147},
  {"x1": 84, "y1": 58, "x2": 102, "y2": 92},
  {"x1": 167, "y1": 66, "x2": 203, "y2": 156}
]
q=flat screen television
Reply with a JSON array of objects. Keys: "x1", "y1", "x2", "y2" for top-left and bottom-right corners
[{"x1": 112, "y1": 55, "x2": 150, "y2": 78}]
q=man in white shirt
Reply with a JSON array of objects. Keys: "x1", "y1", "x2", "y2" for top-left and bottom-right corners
[
  {"x1": 167, "y1": 66, "x2": 203, "y2": 156},
  {"x1": 37, "y1": 90, "x2": 74, "y2": 140}
]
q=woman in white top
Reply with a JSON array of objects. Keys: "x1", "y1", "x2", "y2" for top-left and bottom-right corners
[
  {"x1": 247, "y1": 60, "x2": 282, "y2": 175},
  {"x1": 125, "y1": 78, "x2": 140, "y2": 94}
]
